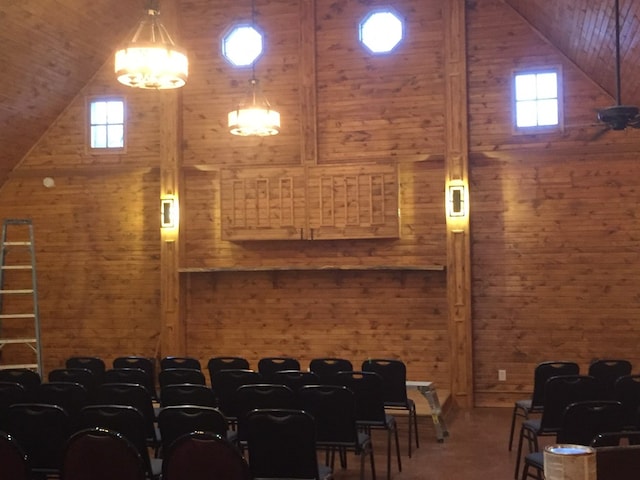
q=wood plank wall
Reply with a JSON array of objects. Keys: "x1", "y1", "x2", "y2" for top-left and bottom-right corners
[
  {"x1": 468, "y1": 0, "x2": 640, "y2": 406},
  {"x1": 2, "y1": 0, "x2": 639, "y2": 405},
  {"x1": 0, "y1": 72, "x2": 164, "y2": 371}
]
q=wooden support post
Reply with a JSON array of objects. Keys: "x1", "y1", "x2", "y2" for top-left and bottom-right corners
[
  {"x1": 159, "y1": 0, "x2": 185, "y2": 358},
  {"x1": 444, "y1": 0, "x2": 473, "y2": 408}
]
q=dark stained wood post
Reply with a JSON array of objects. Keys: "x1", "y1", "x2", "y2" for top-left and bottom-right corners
[{"x1": 444, "y1": 0, "x2": 473, "y2": 408}]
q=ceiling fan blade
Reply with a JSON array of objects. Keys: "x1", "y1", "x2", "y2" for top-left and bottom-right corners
[{"x1": 628, "y1": 115, "x2": 640, "y2": 128}]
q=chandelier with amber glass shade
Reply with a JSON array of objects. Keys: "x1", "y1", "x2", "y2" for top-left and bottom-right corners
[
  {"x1": 227, "y1": 0, "x2": 280, "y2": 136},
  {"x1": 115, "y1": 1, "x2": 188, "y2": 89},
  {"x1": 228, "y1": 77, "x2": 280, "y2": 136}
]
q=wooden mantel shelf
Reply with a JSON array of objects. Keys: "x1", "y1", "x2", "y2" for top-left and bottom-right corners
[{"x1": 179, "y1": 265, "x2": 446, "y2": 273}]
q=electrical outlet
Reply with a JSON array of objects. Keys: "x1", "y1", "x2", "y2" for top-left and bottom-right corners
[{"x1": 498, "y1": 369, "x2": 507, "y2": 381}]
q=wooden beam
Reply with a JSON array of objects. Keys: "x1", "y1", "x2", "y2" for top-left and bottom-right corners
[
  {"x1": 159, "y1": 0, "x2": 185, "y2": 358},
  {"x1": 299, "y1": 0, "x2": 318, "y2": 167},
  {"x1": 444, "y1": 0, "x2": 474, "y2": 408}
]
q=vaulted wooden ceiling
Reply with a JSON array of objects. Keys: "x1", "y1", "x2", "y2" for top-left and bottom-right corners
[{"x1": 0, "y1": 0, "x2": 637, "y2": 187}]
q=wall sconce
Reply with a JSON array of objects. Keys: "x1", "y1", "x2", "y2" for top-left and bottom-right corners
[
  {"x1": 161, "y1": 197, "x2": 177, "y2": 228},
  {"x1": 447, "y1": 184, "x2": 467, "y2": 217}
]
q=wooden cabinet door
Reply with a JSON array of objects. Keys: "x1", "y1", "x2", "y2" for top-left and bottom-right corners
[
  {"x1": 307, "y1": 163, "x2": 400, "y2": 240},
  {"x1": 220, "y1": 167, "x2": 307, "y2": 240}
]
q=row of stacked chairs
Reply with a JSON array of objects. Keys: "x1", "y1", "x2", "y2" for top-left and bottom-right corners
[
  {"x1": 508, "y1": 358, "x2": 640, "y2": 479},
  {"x1": 0, "y1": 354, "x2": 419, "y2": 480}
]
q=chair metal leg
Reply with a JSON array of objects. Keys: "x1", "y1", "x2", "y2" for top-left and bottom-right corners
[
  {"x1": 509, "y1": 404, "x2": 519, "y2": 451},
  {"x1": 412, "y1": 404, "x2": 420, "y2": 449},
  {"x1": 393, "y1": 422, "x2": 402, "y2": 473},
  {"x1": 408, "y1": 409, "x2": 413, "y2": 458},
  {"x1": 515, "y1": 424, "x2": 525, "y2": 479},
  {"x1": 509, "y1": 403, "x2": 528, "y2": 451}
]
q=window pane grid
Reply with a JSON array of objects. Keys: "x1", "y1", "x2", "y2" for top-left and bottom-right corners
[
  {"x1": 90, "y1": 99, "x2": 124, "y2": 150},
  {"x1": 514, "y1": 71, "x2": 559, "y2": 129}
]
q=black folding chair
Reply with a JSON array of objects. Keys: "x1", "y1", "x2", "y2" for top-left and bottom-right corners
[
  {"x1": 246, "y1": 409, "x2": 333, "y2": 480},
  {"x1": 62, "y1": 427, "x2": 147, "y2": 480},
  {"x1": 7, "y1": 403, "x2": 71, "y2": 477},
  {"x1": 162, "y1": 431, "x2": 251, "y2": 480}
]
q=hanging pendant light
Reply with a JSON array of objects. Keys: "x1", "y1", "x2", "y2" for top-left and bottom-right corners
[
  {"x1": 228, "y1": 77, "x2": 281, "y2": 136},
  {"x1": 228, "y1": 0, "x2": 280, "y2": 136},
  {"x1": 115, "y1": 1, "x2": 188, "y2": 89}
]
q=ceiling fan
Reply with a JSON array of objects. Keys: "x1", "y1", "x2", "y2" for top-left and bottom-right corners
[{"x1": 596, "y1": 0, "x2": 640, "y2": 131}]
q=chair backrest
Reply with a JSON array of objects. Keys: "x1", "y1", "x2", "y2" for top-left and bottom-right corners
[
  {"x1": 158, "y1": 405, "x2": 229, "y2": 454},
  {"x1": 361, "y1": 358, "x2": 409, "y2": 405},
  {"x1": 539, "y1": 374, "x2": 604, "y2": 434},
  {"x1": 65, "y1": 356, "x2": 106, "y2": 384},
  {"x1": 236, "y1": 384, "x2": 297, "y2": 442},
  {"x1": 530, "y1": 361, "x2": 580, "y2": 408},
  {"x1": 614, "y1": 374, "x2": 640, "y2": 428},
  {"x1": 113, "y1": 356, "x2": 156, "y2": 385},
  {"x1": 557, "y1": 400, "x2": 625, "y2": 445},
  {"x1": 90, "y1": 383, "x2": 157, "y2": 443},
  {"x1": 246, "y1": 409, "x2": 322, "y2": 480},
  {"x1": 33, "y1": 381, "x2": 88, "y2": 418},
  {"x1": 104, "y1": 368, "x2": 156, "y2": 397},
  {"x1": 162, "y1": 431, "x2": 251, "y2": 480},
  {"x1": 0, "y1": 369, "x2": 41, "y2": 396},
  {"x1": 161, "y1": 356, "x2": 201, "y2": 371},
  {"x1": 75, "y1": 405, "x2": 154, "y2": 478},
  {"x1": 257, "y1": 357, "x2": 300, "y2": 380},
  {"x1": 48, "y1": 368, "x2": 96, "y2": 394},
  {"x1": 588, "y1": 359, "x2": 633, "y2": 397},
  {"x1": 271, "y1": 370, "x2": 320, "y2": 392},
  {"x1": 0, "y1": 381, "x2": 27, "y2": 430},
  {"x1": 334, "y1": 370, "x2": 387, "y2": 425},
  {"x1": 211, "y1": 369, "x2": 263, "y2": 419},
  {"x1": 7, "y1": 403, "x2": 71, "y2": 475},
  {"x1": 0, "y1": 431, "x2": 30, "y2": 480},
  {"x1": 591, "y1": 430, "x2": 640, "y2": 447},
  {"x1": 207, "y1": 357, "x2": 250, "y2": 384},
  {"x1": 160, "y1": 383, "x2": 217, "y2": 408},
  {"x1": 113, "y1": 356, "x2": 157, "y2": 398},
  {"x1": 595, "y1": 445, "x2": 640, "y2": 480},
  {"x1": 309, "y1": 358, "x2": 353, "y2": 384},
  {"x1": 159, "y1": 368, "x2": 206, "y2": 389},
  {"x1": 62, "y1": 427, "x2": 147, "y2": 480},
  {"x1": 298, "y1": 384, "x2": 361, "y2": 447}
]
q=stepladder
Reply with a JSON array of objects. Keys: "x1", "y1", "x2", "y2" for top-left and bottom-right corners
[{"x1": 0, "y1": 219, "x2": 42, "y2": 375}]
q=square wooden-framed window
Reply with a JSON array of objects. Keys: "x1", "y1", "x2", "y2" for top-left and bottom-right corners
[
  {"x1": 512, "y1": 67, "x2": 563, "y2": 133},
  {"x1": 86, "y1": 96, "x2": 126, "y2": 153}
]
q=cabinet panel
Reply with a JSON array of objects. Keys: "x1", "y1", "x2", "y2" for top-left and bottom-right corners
[
  {"x1": 221, "y1": 167, "x2": 307, "y2": 240},
  {"x1": 307, "y1": 163, "x2": 400, "y2": 239}
]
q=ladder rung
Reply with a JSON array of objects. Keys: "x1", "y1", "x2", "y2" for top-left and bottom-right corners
[
  {"x1": 0, "y1": 314, "x2": 35, "y2": 319},
  {"x1": 0, "y1": 289, "x2": 34, "y2": 294},
  {"x1": 0, "y1": 364, "x2": 38, "y2": 370},
  {"x1": 2, "y1": 241, "x2": 32, "y2": 246},
  {"x1": 1, "y1": 265, "x2": 32, "y2": 270},
  {"x1": 0, "y1": 338, "x2": 37, "y2": 344}
]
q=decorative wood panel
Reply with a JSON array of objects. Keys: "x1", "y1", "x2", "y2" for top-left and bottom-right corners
[
  {"x1": 220, "y1": 167, "x2": 307, "y2": 241},
  {"x1": 307, "y1": 163, "x2": 400, "y2": 240},
  {"x1": 221, "y1": 163, "x2": 399, "y2": 241}
]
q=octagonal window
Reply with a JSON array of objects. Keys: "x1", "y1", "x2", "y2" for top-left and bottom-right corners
[
  {"x1": 359, "y1": 9, "x2": 403, "y2": 54},
  {"x1": 223, "y1": 24, "x2": 263, "y2": 66}
]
